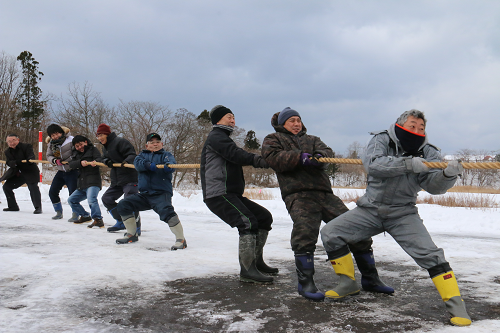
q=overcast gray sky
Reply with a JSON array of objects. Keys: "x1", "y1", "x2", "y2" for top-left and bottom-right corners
[{"x1": 1, "y1": 1, "x2": 499, "y2": 154}]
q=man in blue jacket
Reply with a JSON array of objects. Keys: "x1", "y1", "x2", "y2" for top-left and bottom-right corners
[{"x1": 115, "y1": 133, "x2": 186, "y2": 250}]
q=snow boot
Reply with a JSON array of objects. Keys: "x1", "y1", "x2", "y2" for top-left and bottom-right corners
[
  {"x1": 74, "y1": 215, "x2": 92, "y2": 224},
  {"x1": 432, "y1": 271, "x2": 471, "y2": 326},
  {"x1": 52, "y1": 202, "x2": 63, "y2": 220},
  {"x1": 107, "y1": 207, "x2": 126, "y2": 232},
  {"x1": 239, "y1": 234, "x2": 273, "y2": 284},
  {"x1": 107, "y1": 220, "x2": 125, "y2": 232},
  {"x1": 88, "y1": 218, "x2": 104, "y2": 229},
  {"x1": 167, "y1": 215, "x2": 187, "y2": 250},
  {"x1": 325, "y1": 253, "x2": 360, "y2": 299},
  {"x1": 67, "y1": 212, "x2": 79, "y2": 222},
  {"x1": 354, "y1": 250, "x2": 394, "y2": 294},
  {"x1": 116, "y1": 233, "x2": 139, "y2": 244},
  {"x1": 255, "y1": 229, "x2": 279, "y2": 275},
  {"x1": 135, "y1": 211, "x2": 142, "y2": 236},
  {"x1": 295, "y1": 253, "x2": 325, "y2": 301},
  {"x1": 33, "y1": 207, "x2": 42, "y2": 214},
  {"x1": 116, "y1": 216, "x2": 139, "y2": 244}
]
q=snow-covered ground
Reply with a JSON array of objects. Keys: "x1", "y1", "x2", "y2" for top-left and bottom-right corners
[{"x1": 1, "y1": 185, "x2": 499, "y2": 332}]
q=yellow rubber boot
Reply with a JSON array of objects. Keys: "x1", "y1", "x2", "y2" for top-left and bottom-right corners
[
  {"x1": 432, "y1": 271, "x2": 471, "y2": 326},
  {"x1": 325, "y1": 253, "x2": 360, "y2": 299}
]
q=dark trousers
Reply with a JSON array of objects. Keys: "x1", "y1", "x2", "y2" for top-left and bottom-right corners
[
  {"x1": 204, "y1": 193, "x2": 273, "y2": 235},
  {"x1": 117, "y1": 192, "x2": 176, "y2": 222},
  {"x1": 49, "y1": 170, "x2": 78, "y2": 204},
  {"x1": 3, "y1": 176, "x2": 41, "y2": 209},
  {"x1": 285, "y1": 191, "x2": 372, "y2": 254},
  {"x1": 101, "y1": 183, "x2": 139, "y2": 221}
]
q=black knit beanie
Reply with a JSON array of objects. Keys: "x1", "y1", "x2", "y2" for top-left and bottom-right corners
[
  {"x1": 209, "y1": 105, "x2": 233, "y2": 125},
  {"x1": 72, "y1": 135, "x2": 89, "y2": 146},
  {"x1": 47, "y1": 124, "x2": 65, "y2": 137}
]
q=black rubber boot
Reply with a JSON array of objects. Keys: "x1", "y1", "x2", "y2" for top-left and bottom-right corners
[
  {"x1": 354, "y1": 250, "x2": 394, "y2": 294},
  {"x1": 255, "y1": 229, "x2": 279, "y2": 275},
  {"x1": 295, "y1": 253, "x2": 325, "y2": 301},
  {"x1": 239, "y1": 234, "x2": 273, "y2": 284}
]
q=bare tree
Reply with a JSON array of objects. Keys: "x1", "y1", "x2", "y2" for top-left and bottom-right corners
[
  {"x1": 334, "y1": 141, "x2": 367, "y2": 187},
  {"x1": 54, "y1": 81, "x2": 113, "y2": 139},
  {"x1": 114, "y1": 100, "x2": 172, "y2": 153}
]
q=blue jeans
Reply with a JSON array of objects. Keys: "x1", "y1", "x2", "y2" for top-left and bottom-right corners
[
  {"x1": 68, "y1": 186, "x2": 102, "y2": 219},
  {"x1": 49, "y1": 170, "x2": 78, "y2": 204}
]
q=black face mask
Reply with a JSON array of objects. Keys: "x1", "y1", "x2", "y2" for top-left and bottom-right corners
[{"x1": 394, "y1": 123, "x2": 425, "y2": 155}]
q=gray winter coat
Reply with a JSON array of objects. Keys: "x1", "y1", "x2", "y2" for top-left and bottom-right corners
[
  {"x1": 46, "y1": 127, "x2": 74, "y2": 172},
  {"x1": 357, "y1": 123, "x2": 457, "y2": 218}
]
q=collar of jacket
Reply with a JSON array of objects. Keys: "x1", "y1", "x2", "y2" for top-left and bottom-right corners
[
  {"x1": 212, "y1": 124, "x2": 234, "y2": 133},
  {"x1": 141, "y1": 148, "x2": 165, "y2": 154},
  {"x1": 103, "y1": 132, "x2": 117, "y2": 147},
  {"x1": 387, "y1": 123, "x2": 428, "y2": 155}
]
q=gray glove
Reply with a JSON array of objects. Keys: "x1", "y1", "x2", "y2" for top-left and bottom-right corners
[
  {"x1": 444, "y1": 160, "x2": 463, "y2": 177},
  {"x1": 405, "y1": 157, "x2": 429, "y2": 174}
]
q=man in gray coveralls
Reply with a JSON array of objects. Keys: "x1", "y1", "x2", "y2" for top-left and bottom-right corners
[{"x1": 320, "y1": 109, "x2": 471, "y2": 327}]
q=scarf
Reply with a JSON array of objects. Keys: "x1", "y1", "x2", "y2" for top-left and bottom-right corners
[{"x1": 394, "y1": 123, "x2": 425, "y2": 155}]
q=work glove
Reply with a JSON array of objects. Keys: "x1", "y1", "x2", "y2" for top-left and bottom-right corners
[
  {"x1": 145, "y1": 162, "x2": 157, "y2": 171},
  {"x1": 164, "y1": 163, "x2": 174, "y2": 171},
  {"x1": 120, "y1": 161, "x2": 127, "y2": 168},
  {"x1": 405, "y1": 157, "x2": 429, "y2": 174},
  {"x1": 444, "y1": 160, "x2": 463, "y2": 177},
  {"x1": 301, "y1": 153, "x2": 320, "y2": 167},
  {"x1": 253, "y1": 155, "x2": 269, "y2": 168},
  {"x1": 104, "y1": 159, "x2": 114, "y2": 167}
]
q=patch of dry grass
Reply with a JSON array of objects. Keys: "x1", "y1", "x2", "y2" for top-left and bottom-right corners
[
  {"x1": 176, "y1": 189, "x2": 198, "y2": 198},
  {"x1": 243, "y1": 189, "x2": 275, "y2": 200},
  {"x1": 417, "y1": 193, "x2": 499, "y2": 210},
  {"x1": 448, "y1": 186, "x2": 500, "y2": 194}
]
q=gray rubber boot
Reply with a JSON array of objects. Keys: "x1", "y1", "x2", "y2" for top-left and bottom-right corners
[
  {"x1": 239, "y1": 234, "x2": 273, "y2": 284},
  {"x1": 52, "y1": 202, "x2": 63, "y2": 220},
  {"x1": 67, "y1": 212, "x2": 79, "y2": 222},
  {"x1": 167, "y1": 215, "x2": 187, "y2": 250},
  {"x1": 255, "y1": 230, "x2": 278, "y2": 275},
  {"x1": 115, "y1": 216, "x2": 139, "y2": 244}
]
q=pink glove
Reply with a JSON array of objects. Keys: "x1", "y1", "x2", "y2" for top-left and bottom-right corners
[{"x1": 55, "y1": 159, "x2": 63, "y2": 166}]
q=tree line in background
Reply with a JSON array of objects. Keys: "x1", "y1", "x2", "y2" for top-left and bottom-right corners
[{"x1": 2, "y1": 50, "x2": 500, "y2": 189}]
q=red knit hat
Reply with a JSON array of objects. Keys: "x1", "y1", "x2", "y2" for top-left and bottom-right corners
[{"x1": 96, "y1": 123, "x2": 111, "y2": 136}]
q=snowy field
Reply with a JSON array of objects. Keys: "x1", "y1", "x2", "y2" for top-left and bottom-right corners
[{"x1": 1, "y1": 185, "x2": 500, "y2": 332}]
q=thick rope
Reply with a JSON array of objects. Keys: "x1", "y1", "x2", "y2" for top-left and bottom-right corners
[
  {"x1": 0, "y1": 158, "x2": 498, "y2": 170},
  {"x1": 317, "y1": 157, "x2": 500, "y2": 170}
]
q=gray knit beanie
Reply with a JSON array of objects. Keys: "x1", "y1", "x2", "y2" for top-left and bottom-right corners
[{"x1": 277, "y1": 107, "x2": 301, "y2": 125}]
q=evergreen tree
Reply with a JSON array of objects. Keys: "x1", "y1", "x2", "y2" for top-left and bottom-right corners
[
  {"x1": 244, "y1": 130, "x2": 260, "y2": 150},
  {"x1": 16, "y1": 51, "x2": 44, "y2": 135},
  {"x1": 197, "y1": 109, "x2": 211, "y2": 123}
]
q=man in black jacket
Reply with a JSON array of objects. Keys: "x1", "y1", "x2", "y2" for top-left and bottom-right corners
[
  {"x1": 201, "y1": 105, "x2": 274, "y2": 284},
  {"x1": 96, "y1": 124, "x2": 141, "y2": 234},
  {"x1": 67, "y1": 135, "x2": 104, "y2": 228},
  {"x1": 2, "y1": 134, "x2": 42, "y2": 214}
]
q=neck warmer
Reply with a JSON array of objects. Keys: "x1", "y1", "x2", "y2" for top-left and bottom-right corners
[
  {"x1": 394, "y1": 123, "x2": 425, "y2": 154},
  {"x1": 213, "y1": 124, "x2": 234, "y2": 133}
]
